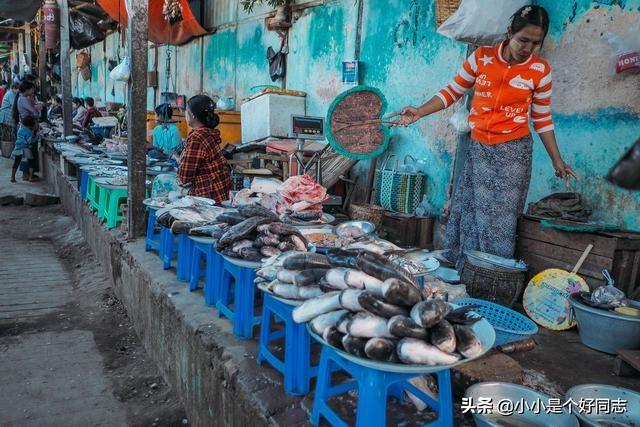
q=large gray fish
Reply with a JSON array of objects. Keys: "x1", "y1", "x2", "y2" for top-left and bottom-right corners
[
  {"x1": 260, "y1": 246, "x2": 282, "y2": 257},
  {"x1": 345, "y1": 270, "x2": 384, "y2": 294},
  {"x1": 387, "y1": 315, "x2": 429, "y2": 340},
  {"x1": 323, "y1": 326, "x2": 345, "y2": 349},
  {"x1": 217, "y1": 211, "x2": 248, "y2": 225},
  {"x1": 239, "y1": 247, "x2": 262, "y2": 261},
  {"x1": 277, "y1": 269, "x2": 298, "y2": 284},
  {"x1": 358, "y1": 291, "x2": 409, "y2": 318},
  {"x1": 217, "y1": 216, "x2": 270, "y2": 248},
  {"x1": 261, "y1": 251, "x2": 301, "y2": 267},
  {"x1": 342, "y1": 334, "x2": 368, "y2": 358},
  {"x1": 410, "y1": 299, "x2": 452, "y2": 328},
  {"x1": 325, "y1": 268, "x2": 351, "y2": 290},
  {"x1": 254, "y1": 235, "x2": 281, "y2": 248},
  {"x1": 310, "y1": 310, "x2": 348, "y2": 336},
  {"x1": 356, "y1": 251, "x2": 421, "y2": 290},
  {"x1": 268, "y1": 222, "x2": 302, "y2": 236},
  {"x1": 292, "y1": 291, "x2": 342, "y2": 323},
  {"x1": 283, "y1": 253, "x2": 331, "y2": 270},
  {"x1": 188, "y1": 223, "x2": 229, "y2": 238},
  {"x1": 294, "y1": 268, "x2": 329, "y2": 287},
  {"x1": 430, "y1": 320, "x2": 457, "y2": 353},
  {"x1": 326, "y1": 249, "x2": 360, "y2": 268},
  {"x1": 337, "y1": 312, "x2": 355, "y2": 334},
  {"x1": 257, "y1": 266, "x2": 279, "y2": 281},
  {"x1": 339, "y1": 289, "x2": 365, "y2": 312},
  {"x1": 397, "y1": 338, "x2": 461, "y2": 366},
  {"x1": 454, "y1": 325, "x2": 483, "y2": 358},
  {"x1": 381, "y1": 278, "x2": 423, "y2": 307},
  {"x1": 238, "y1": 205, "x2": 279, "y2": 221},
  {"x1": 268, "y1": 282, "x2": 323, "y2": 300},
  {"x1": 347, "y1": 312, "x2": 394, "y2": 338},
  {"x1": 364, "y1": 337, "x2": 397, "y2": 362}
]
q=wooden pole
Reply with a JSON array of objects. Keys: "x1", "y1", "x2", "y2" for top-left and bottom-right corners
[
  {"x1": 57, "y1": 0, "x2": 73, "y2": 136},
  {"x1": 24, "y1": 24, "x2": 32, "y2": 75},
  {"x1": 127, "y1": 0, "x2": 149, "y2": 239},
  {"x1": 38, "y1": 16, "x2": 48, "y2": 104}
]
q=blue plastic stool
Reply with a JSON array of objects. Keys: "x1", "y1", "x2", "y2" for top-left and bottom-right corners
[
  {"x1": 216, "y1": 258, "x2": 261, "y2": 340},
  {"x1": 176, "y1": 235, "x2": 194, "y2": 282},
  {"x1": 145, "y1": 208, "x2": 161, "y2": 252},
  {"x1": 160, "y1": 227, "x2": 178, "y2": 269},
  {"x1": 189, "y1": 241, "x2": 223, "y2": 306},
  {"x1": 80, "y1": 169, "x2": 89, "y2": 200},
  {"x1": 257, "y1": 293, "x2": 318, "y2": 396},
  {"x1": 311, "y1": 347, "x2": 454, "y2": 427}
]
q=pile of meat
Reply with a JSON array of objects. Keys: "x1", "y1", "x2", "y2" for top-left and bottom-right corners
[{"x1": 232, "y1": 175, "x2": 328, "y2": 223}]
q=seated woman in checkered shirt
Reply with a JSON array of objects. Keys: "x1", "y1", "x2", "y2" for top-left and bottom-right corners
[{"x1": 177, "y1": 95, "x2": 231, "y2": 204}]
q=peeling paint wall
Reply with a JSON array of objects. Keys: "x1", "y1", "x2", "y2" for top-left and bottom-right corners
[{"x1": 70, "y1": 0, "x2": 640, "y2": 230}]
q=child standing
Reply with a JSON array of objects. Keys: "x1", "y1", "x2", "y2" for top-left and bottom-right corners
[{"x1": 11, "y1": 115, "x2": 38, "y2": 183}]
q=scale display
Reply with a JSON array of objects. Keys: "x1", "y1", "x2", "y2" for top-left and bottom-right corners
[{"x1": 291, "y1": 115, "x2": 325, "y2": 140}]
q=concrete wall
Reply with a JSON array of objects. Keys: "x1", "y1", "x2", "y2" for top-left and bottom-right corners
[{"x1": 69, "y1": 0, "x2": 640, "y2": 230}]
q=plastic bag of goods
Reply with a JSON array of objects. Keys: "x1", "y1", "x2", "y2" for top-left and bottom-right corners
[
  {"x1": 110, "y1": 57, "x2": 131, "y2": 82},
  {"x1": 449, "y1": 106, "x2": 471, "y2": 134},
  {"x1": 604, "y1": 31, "x2": 640, "y2": 75},
  {"x1": 437, "y1": 0, "x2": 530, "y2": 46}
]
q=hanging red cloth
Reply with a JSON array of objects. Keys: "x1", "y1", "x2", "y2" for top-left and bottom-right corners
[{"x1": 96, "y1": 0, "x2": 207, "y2": 45}]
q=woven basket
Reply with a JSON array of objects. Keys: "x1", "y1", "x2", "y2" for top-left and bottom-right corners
[
  {"x1": 349, "y1": 203, "x2": 385, "y2": 229},
  {"x1": 435, "y1": 0, "x2": 461, "y2": 27},
  {"x1": 460, "y1": 261, "x2": 526, "y2": 308}
]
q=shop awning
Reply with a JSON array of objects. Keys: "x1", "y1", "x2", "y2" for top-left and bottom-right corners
[
  {"x1": 0, "y1": 0, "x2": 42, "y2": 21},
  {"x1": 96, "y1": 0, "x2": 207, "y2": 45}
]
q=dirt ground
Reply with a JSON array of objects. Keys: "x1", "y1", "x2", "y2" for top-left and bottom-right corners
[{"x1": 0, "y1": 199, "x2": 187, "y2": 426}]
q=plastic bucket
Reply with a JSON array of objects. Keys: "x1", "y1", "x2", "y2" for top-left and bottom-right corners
[
  {"x1": 569, "y1": 294, "x2": 640, "y2": 354},
  {"x1": 565, "y1": 384, "x2": 640, "y2": 427},
  {"x1": 92, "y1": 126, "x2": 114, "y2": 138}
]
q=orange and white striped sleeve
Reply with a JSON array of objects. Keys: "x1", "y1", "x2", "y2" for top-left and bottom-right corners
[
  {"x1": 531, "y1": 69, "x2": 554, "y2": 133},
  {"x1": 436, "y1": 50, "x2": 478, "y2": 108}
]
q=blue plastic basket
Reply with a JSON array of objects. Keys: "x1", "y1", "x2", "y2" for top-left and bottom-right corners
[{"x1": 454, "y1": 298, "x2": 538, "y2": 347}]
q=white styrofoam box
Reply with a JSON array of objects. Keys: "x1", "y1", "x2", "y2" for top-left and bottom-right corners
[{"x1": 240, "y1": 93, "x2": 306, "y2": 143}]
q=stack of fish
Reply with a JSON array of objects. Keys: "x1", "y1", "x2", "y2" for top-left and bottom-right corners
[
  {"x1": 257, "y1": 249, "x2": 485, "y2": 366},
  {"x1": 213, "y1": 206, "x2": 309, "y2": 262}
]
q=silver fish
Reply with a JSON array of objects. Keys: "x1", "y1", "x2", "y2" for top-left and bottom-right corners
[
  {"x1": 289, "y1": 234, "x2": 308, "y2": 251},
  {"x1": 269, "y1": 282, "x2": 323, "y2": 300},
  {"x1": 387, "y1": 315, "x2": 429, "y2": 340},
  {"x1": 454, "y1": 325, "x2": 483, "y2": 358},
  {"x1": 260, "y1": 246, "x2": 282, "y2": 257},
  {"x1": 283, "y1": 252, "x2": 331, "y2": 270},
  {"x1": 325, "y1": 268, "x2": 350, "y2": 290},
  {"x1": 261, "y1": 251, "x2": 303, "y2": 268},
  {"x1": 430, "y1": 320, "x2": 457, "y2": 353},
  {"x1": 310, "y1": 310, "x2": 349, "y2": 336},
  {"x1": 277, "y1": 269, "x2": 298, "y2": 284},
  {"x1": 292, "y1": 291, "x2": 341, "y2": 323},
  {"x1": 256, "y1": 266, "x2": 279, "y2": 281},
  {"x1": 410, "y1": 299, "x2": 452, "y2": 328},
  {"x1": 347, "y1": 312, "x2": 393, "y2": 338},
  {"x1": 397, "y1": 338, "x2": 461, "y2": 366},
  {"x1": 364, "y1": 337, "x2": 397, "y2": 362},
  {"x1": 382, "y1": 278, "x2": 423, "y2": 307},
  {"x1": 339, "y1": 289, "x2": 366, "y2": 312}
]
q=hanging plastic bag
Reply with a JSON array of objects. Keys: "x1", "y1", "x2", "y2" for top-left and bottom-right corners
[
  {"x1": 110, "y1": 57, "x2": 131, "y2": 82},
  {"x1": 604, "y1": 31, "x2": 640, "y2": 75},
  {"x1": 606, "y1": 136, "x2": 640, "y2": 190},
  {"x1": 69, "y1": 11, "x2": 105, "y2": 49},
  {"x1": 449, "y1": 106, "x2": 471, "y2": 133},
  {"x1": 267, "y1": 35, "x2": 288, "y2": 82},
  {"x1": 437, "y1": 0, "x2": 529, "y2": 46}
]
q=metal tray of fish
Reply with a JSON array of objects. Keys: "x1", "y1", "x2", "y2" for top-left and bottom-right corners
[
  {"x1": 286, "y1": 213, "x2": 336, "y2": 228},
  {"x1": 307, "y1": 311, "x2": 496, "y2": 374},
  {"x1": 257, "y1": 283, "x2": 304, "y2": 306},
  {"x1": 220, "y1": 254, "x2": 262, "y2": 269},
  {"x1": 464, "y1": 250, "x2": 527, "y2": 272},
  {"x1": 188, "y1": 235, "x2": 217, "y2": 245}
]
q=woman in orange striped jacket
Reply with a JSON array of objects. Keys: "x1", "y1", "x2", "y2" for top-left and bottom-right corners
[{"x1": 394, "y1": 5, "x2": 578, "y2": 266}]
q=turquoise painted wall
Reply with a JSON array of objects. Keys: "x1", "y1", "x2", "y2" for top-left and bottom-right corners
[{"x1": 70, "y1": 0, "x2": 640, "y2": 230}]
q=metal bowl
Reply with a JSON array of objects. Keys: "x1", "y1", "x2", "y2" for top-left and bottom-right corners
[
  {"x1": 334, "y1": 220, "x2": 375, "y2": 238},
  {"x1": 565, "y1": 384, "x2": 640, "y2": 427},
  {"x1": 465, "y1": 382, "x2": 578, "y2": 427}
]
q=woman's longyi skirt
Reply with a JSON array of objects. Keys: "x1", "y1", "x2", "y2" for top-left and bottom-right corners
[{"x1": 444, "y1": 134, "x2": 533, "y2": 266}]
